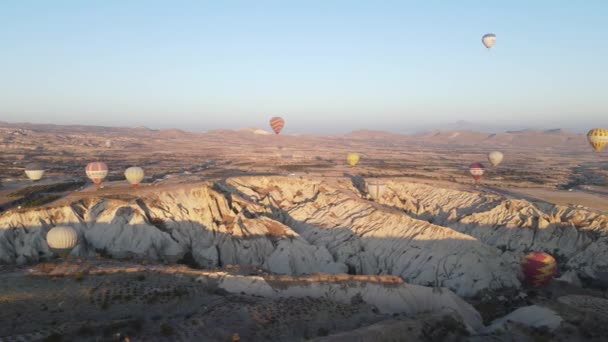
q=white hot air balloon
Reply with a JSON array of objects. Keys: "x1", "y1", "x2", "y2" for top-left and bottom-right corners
[
  {"x1": 25, "y1": 162, "x2": 45, "y2": 181},
  {"x1": 124, "y1": 166, "x2": 145, "y2": 187},
  {"x1": 482, "y1": 33, "x2": 496, "y2": 49},
  {"x1": 488, "y1": 151, "x2": 504, "y2": 167},
  {"x1": 366, "y1": 179, "x2": 386, "y2": 200},
  {"x1": 46, "y1": 226, "x2": 78, "y2": 256}
]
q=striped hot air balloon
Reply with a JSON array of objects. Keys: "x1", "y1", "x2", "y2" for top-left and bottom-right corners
[
  {"x1": 124, "y1": 166, "x2": 144, "y2": 187},
  {"x1": 469, "y1": 162, "x2": 485, "y2": 182},
  {"x1": 269, "y1": 117, "x2": 285, "y2": 135},
  {"x1": 587, "y1": 128, "x2": 608, "y2": 153},
  {"x1": 522, "y1": 252, "x2": 557, "y2": 288},
  {"x1": 85, "y1": 162, "x2": 108, "y2": 187}
]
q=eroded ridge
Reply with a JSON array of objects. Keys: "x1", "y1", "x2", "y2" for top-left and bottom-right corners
[{"x1": 1, "y1": 176, "x2": 607, "y2": 297}]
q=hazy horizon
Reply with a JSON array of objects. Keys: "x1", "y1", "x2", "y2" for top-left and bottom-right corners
[
  {"x1": 1, "y1": 1, "x2": 606, "y2": 133},
  {"x1": 0, "y1": 117, "x2": 592, "y2": 135}
]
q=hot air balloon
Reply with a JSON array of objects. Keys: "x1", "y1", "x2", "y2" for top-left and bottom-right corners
[
  {"x1": 587, "y1": 128, "x2": 608, "y2": 153},
  {"x1": 25, "y1": 162, "x2": 45, "y2": 181},
  {"x1": 47, "y1": 226, "x2": 78, "y2": 256},
  {"x1": 347, "y1": 153, "x2": 360, "y2": 167},
  {"x1": 269, "y1": 117, "x2": 285, "y2": 135},
  {"x1": 469, "y1": 162, "x2": 485, "y2": 182},
  {"x1": 85, "y1": 162, "x2": 108, "y2": 188},
  {"x1": 366, "y1": 179, "x2": 386, "y2": 200},
  {"x1": 124, "y1": 166, "x2": 144, "y2": 187},
  {"x1": 105, "y1": 139, "x2": 112, "y2": 148},
  {"x1": 482, "y1": 33, "x2": 496, "y2": 49},
  {"x1": 488, "y1": 151, "x2": 504, "y2": 167},
  {"x1": 522, "y1": 252, "x2": 556, "y2": 288}
]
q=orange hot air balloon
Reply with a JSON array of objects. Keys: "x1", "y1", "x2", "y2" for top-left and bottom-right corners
[
  {"x1": 522, "y1": 252, "x2": 557, "y2": 288},
  {"x1": 269, "y1": 117, "x2": 285, "y2": 135}
]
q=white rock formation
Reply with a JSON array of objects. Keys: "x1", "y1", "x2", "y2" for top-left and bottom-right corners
[
  {"x1": 195, "y1": 272, "x2": 484, "y2": 331},
  {"x1": 381, "y1": 180, "x2": 608, "y2": 283},
  {"x1": 1, "y1": 176, "x2": 606, "y2": 297},
  {"x1": 482, "y1": 305, "x2": 563, "y2": 333}
]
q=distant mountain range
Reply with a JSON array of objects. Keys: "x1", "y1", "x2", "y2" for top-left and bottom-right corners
[{"x1": 0, "y1": 120, "x2": 590, "y2": 150}]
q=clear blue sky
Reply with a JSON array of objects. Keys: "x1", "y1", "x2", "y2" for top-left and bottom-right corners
[{"x1": 1, "y1": 1, "x2": 606, "y2": 133}]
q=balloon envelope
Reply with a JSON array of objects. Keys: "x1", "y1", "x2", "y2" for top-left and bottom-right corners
[
  {"x1": 366, "y1": 179, "x2": 386, "y2": 200},
  {"x1": 488, "y1": 151, "x2": 504, "y2": 167},
  {"x1": 47, "y1": 226, "x2": 78, "y2": 253},
  {"x1": 25, "y1": 162, "x2": 45, "y2": 180},
  {"x1": 469, "y1": 162, "x2": 485, "y2": 181},
  {"x1": 269, "y1": 117, "x2": 285, "y2": 135},
  {"x1": 587, "y1": 128, "x2": 608, "y2": 153},
  {"x1": 482, "y1": 33, "x2": 496, "y2": 49},
  {"x1": 522, "y1": 252, "x2": 556, "y2": 287},
  {"x1": 125, "y1": 166, "x2": 145, "y2": 186},
  {"x1": 86, "y1": 162, "x2": 108, "y2": 185},
  {"x1": 347, "y1": 153, "x2": 360, "y2": 167}
]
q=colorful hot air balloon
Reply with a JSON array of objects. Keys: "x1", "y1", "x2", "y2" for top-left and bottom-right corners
[
  {"x1": 85, "y1": 162, "x2": 108, "y2": 188},
  {"x1": 25, "y1": 162, "x2": 45, "y2": 181},
  {"x1": 269, "y1": 117, "x2": 285, "y2": 135},
  {"x1": 522, "y1": 252, "x2": 557, "y2": 288},
  {"x1": 47, "y1": 226, "x2": 78, "y2": 256},
  {"x1": 366, "y1": 179, "x2": 386, "y2": 200},
  {"x1": 124, "y1": 166, "x2": 144, "y2": 187},
  {"x1": 347, "y1": 153, "x2": 360, "y2": 167},
  {"x1": 469, "y1": 162, "x2": 485, "y2": 182},
  {"x1": 482, "y1": 33, "x2": 496, "y2": 49},
  {"x1": 488, "y1": 151, "x2": 504, "y2": 167},
  {"x1": 587, "y1": 128, "x2": 608, "y2": 153}
]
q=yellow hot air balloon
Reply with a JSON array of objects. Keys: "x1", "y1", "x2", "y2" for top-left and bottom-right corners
[
  {"x1": 587, "y1": 128, "x2": 608, "y2": 153},
  {"x1": 488, "y1": 151, "x2": 504, "y2": 167},
  {"x1": 47, "y1": 226, "x2": 78, "y2": 256},
  {"x1": 346, "y1": 153, "x2": 360, "y2": 167},
  {"x1": 124, "y1": 166, "x2": 145, "y2": 187}
]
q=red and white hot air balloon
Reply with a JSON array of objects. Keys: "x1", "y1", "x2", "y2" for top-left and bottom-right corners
[
  {"x1": 269, "y1": 117, "x2": 285, "y2": 135},
  {"x1": 522, "y1": 252, "x2": 557, "y2": 288},
  {"x1": 86, "y1": 162, "x2": 108, "y2": 188},
  {"x1": 469, "y1": 162, "x2": 485, "y2": 182}
]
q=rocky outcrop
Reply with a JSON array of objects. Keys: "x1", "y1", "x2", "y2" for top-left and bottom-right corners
[
  {"x1": 381, "y1": 180, "x2": 608, "y2": 283},
  {"x1": 311, "y1": 314, "x2": 471, "y2": 342},
  {"x1": 196, "y1": 272, "x2": 483, "y2": 331},
  {"x1": 1, "y1": 176, "x2": 606, "y2": 297},
  {"x1": 481, "y1": 306, "x2": 563, "y2": 333}
]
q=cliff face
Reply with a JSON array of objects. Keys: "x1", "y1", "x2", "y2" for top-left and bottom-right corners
[
  {"x1": 1, "y1": 176, "x2": 606, "y2": 297},
  {"x1": 381, "y1": 181, "x2": 608, "y2": 281}
]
